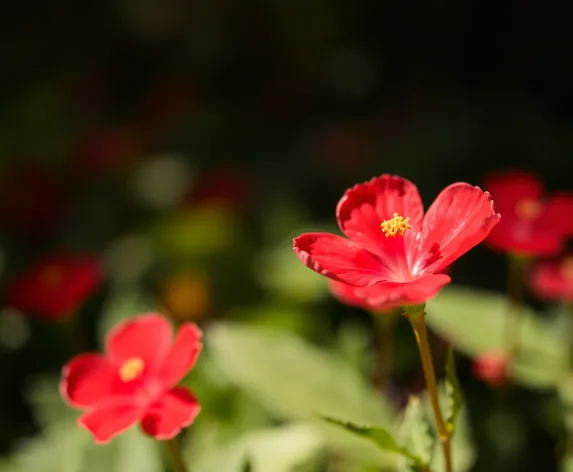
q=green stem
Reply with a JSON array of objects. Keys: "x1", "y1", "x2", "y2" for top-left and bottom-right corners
[
  {"x1": 372, "y1": 313, "x2": 397, "y2": 393},
  {"x1": 504, "y1": 256, "x2": 527, "y2": 369},
  {"x1": 165, "y1": 437, "x2": 189, "y2": 472},
  {"x1": 407, "y1": 310, "x2": 453, "y2": 472}
]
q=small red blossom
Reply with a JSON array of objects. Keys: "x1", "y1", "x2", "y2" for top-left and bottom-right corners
[
  {"x1": 530, "y1": 255, "x2": 573, "y2": 302},
  {"x1": 472, "y1": 351, "x2": 509, "y2": 388},
  {"x1": 0, "y1": 166, "x2": 67, "y2": 237},
  {"x1": 5, "y1": 254, "x2": 102, "y2": 321},
  {"x1": 328, "y1": 280, "x2": 400, "y2": 312},
  {"x1": 484, "y1": 170, "x2": 573, "y2": 256},
  {"x1": 186, "y1": 167, "x2": 251, "y2": 212},
  {"x1": 60, "y1": 313, "x2": 202, "y2": 444},
  {"x1": 294, "y1": 175, "x2": 500, "y2": 306}
]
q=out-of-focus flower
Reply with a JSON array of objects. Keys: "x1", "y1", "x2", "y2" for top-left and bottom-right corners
[
  {"x1": 4, "y1": 254, "x2": 103, "y2": 321},
  {"x1": 328, "y1": 280, "x2": 399, "y2": 313},
  {"x1": 160, "y1": 273, "x2": 211, "y2": 322},
  {"x1": 294, "y1": 174, "x2": 500, "y2": 306},
  {"x1": 484, "y1": 170, "x2": 573, "y2": 256},
  {"x1": 0, "y1": 166, "x2": 67, "y2": 237},
  {"x1": 472, "y1": 351, "x2": 509, "y2": 388},
  {"x1": 60, "y1": 313, "x2": 202, "y2": 443},
  {"x1": 75, "y1": 127, "x2": 144, "y2": 175},
  {"x1": 131, "y1": 154, "x2": 193, "y2": 210},
  {"x1": 530, "y1": 255, "x2": 573, "y2": 302},
  {"x1": 186, "y1": 166, "x2": 250, "y2": 213}
]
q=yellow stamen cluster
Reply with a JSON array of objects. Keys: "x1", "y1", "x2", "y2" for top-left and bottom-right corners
[
  {"x1": 119, "y1": 357, "x2": 145, "y2": 382},
  {"x1": 381, "y1": 213, "x2": 412, "y2": 237}
]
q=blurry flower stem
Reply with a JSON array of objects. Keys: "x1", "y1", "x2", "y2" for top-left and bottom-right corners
[
  {"x1": 372, "y1": 312, "x2": 397, "y2": 393},
  {"x1": 406, "y1": 308, "x2": 453, "y2": 472},
  {"x1": 504, "y1": 255, "x2": 528, "y2": 372},
  {"x1": 166, "y1": 436, "x2": 189, "y2": 472}
]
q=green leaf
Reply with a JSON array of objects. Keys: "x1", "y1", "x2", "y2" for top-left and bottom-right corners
[
  {"x1": 207, "y1": 322, "x2": 397, "y2": 467},
  {"x1": 320, "y1": 416, "x2": 422, "y2": 466},
  {"x1": 427, "y1": 286, "x2": 565, "y2": 388},
  {"x1": 397, "y1": 396, "x2": 434, "y2": 468},
  {"x1": 445, "y1": 348, "x2": 463, "y2": 436}
]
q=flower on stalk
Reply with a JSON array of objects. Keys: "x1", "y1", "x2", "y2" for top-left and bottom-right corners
[
  {"x1": 472, "y1": 351, "x2": 509, "y2": 388},
  {"x1": 4, "y1": 254, "x2": 102, "y2": 321},
  {"x1": 530, "y1": 255, "x2": 573, "y2": 302},
  {"x1": 484, "y1": 170, "x2": 573, "y2": 256},
  {"x1": 294, "y1": 174, "x2": 500, "y2": 306},
  {"x1": 60, "y1": 313, "x2": 202, "y2": 443}
]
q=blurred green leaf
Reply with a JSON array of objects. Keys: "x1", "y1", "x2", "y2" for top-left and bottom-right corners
[
  {"x1": 334, "y1": 323, "x2": 371, "y2": 378},
  {"x1": 208, "y1": 323, "x2": 393, "y2": 424},
  {"x1": 445, "y1": 348, "x2": 463, "y2": 437},
  {"x1": 397, "y1": 396, "x2": 434, "y2": 469},
  {"x1": 320, "y1": 416, "x2": 422, "y2": 466},
  {"x1": 152, "y1": 207, "x2": 239, "y2": 259},
  {"x1": 427, "y1": 286, "x2": 565, "y2": 388},
  {"x1": 185, "y1": 422, "x2": 324, "y2": 472},
  {"x1": 208, "y1": 323, "x2": 400, "y2": 468}
]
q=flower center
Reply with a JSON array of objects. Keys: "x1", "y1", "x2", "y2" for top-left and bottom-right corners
[
  {"x1": 119, "y1": 356, "x2": 145, "y2": 382},
  {"x1": 515, "y1": 198, "x2": 542, "y2": 219},
  {"x1": 561, "y1": 257, "x2": 573, "y2": 280},
  {"x1": 40, "y1": 265, "x2": 64, "y2": 287},
  {"x1": 381, "y1": 213, "x2": 412, "y2": 237}
]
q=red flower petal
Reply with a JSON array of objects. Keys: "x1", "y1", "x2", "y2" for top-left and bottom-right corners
[
  {"x1": 336, "y1": 174, "x2": 424, "y2": 257},
  {"x1": 543, "y1": 193, "x2": 573, "y2": 237},
  {"x1": 293, "y1": 232, "x2": 388, "y2": 286},
  {"x1": 420, "y1": 183, "x2": 500, "y2": 273},
  {"x1": 483, "y1": 170, "x2": 543, "y2": 216},
  {"x1": 530, "y1": 257, "x2": 573, "y2": 302},
  {"x1": 140, "y1": 387, "x2": 200, "y2": 440},
  {"x1": 60, "y1": 354, "x2": 116, "y2": 408},
  {"x1": 78, "y1": 397, "x2": 143, "y2": 444},
  {"x1": 158, "y1": 323, "x2": 203, "y2": 388},
  {"x1": 366, "y1": 274, "x2": 452, "y2": 306},
  {"x1": 106, "y1": 314, "x2": 173, "y2": 370},
  {"x1": 328, "y1": 280, "x2": 401, "y2": 311}
]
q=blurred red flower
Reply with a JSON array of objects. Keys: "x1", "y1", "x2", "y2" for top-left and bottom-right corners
[
  {"x1": 472, "y1": 351, "x2": 509, "y2": 388},
  {"x1": 186, "y1": 167, "x2": 250, "y2": 212},
  {"x1": 530, "y1": 255, "x2": 573, "y2": 302},
  {"x1": 294, "y1": 174, "x2": 500, "y2": 306},
  {"x1": 75, "y1": 127, "x2": 144, "y2": 175},
  {"x1": 484, "y1": 170, "x2": 573, "y2": 256},
  {"x1": 5, "y1": 254, "x2": 102, "y2": 321},
  {"x1": 0, "y1": 166, "x2": 67, "y2": 237},
  {"x1": 60, "y1": 314, "x2": 202, "y2": 443}
]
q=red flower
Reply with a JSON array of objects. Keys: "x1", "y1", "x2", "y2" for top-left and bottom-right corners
[
  {"x1": 0, "y1": 166, "x2": 67, "y2": 237},
  {"x1": 5, "y1": 254, "x2": 102, "y2": 321},
  {"x1": 472, "y1": 351, "x2": 509, "y2": 388},
  {"x1": 484, "y1": 170, "x2": 573, "y2": 256},
  {"x1": 293, "y1": 175, "x2": 500, "y2": 306},
  {"x1": 328, "y1": 280, "x2": 400, "y2": 312},
  {"x1": 60, "y1": 313, "x2": 202, "y2": 444},
  {"x1": 530, "y1": 255, "x2": 573, "y2": 302}
]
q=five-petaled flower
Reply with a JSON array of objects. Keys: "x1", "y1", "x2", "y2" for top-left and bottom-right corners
[
  {"x1": 293, "y1": 174, "x2": 500, "y2": 306},
  {"x1": 472, "y1": 351, "x2": 509, "y2": 388},
  {"x1": 4, "y1": 254, "x2": 102, "y2": 321},
  {"x1": 60, "y1": 313, "x2": 202, "y2": 443},
  {"x1": 530, "y1": 255, "x2": 573, "y2": 303},
  {"x1": 484, "y1": 170, "x2": 573, "y2": 256}
]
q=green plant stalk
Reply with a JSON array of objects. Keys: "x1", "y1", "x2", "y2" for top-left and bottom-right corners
[
  {"x1": 166, "y1": 436, "x2": 189, "y2": 472},
  {"x1": 504, "y1": 255, "x2": 527, "y2": 371},
  {"x1": 372, "y1": 312, "x2": 397, "y2": 392},
  {"x1": 407, "y1": 310, "x2": 453, "y2": 472}
]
